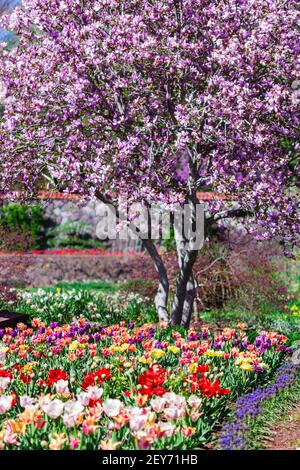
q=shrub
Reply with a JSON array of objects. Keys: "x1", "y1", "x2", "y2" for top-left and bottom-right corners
[
  {"x1": 0, "y1": 203, "x2": 44, "y2": 251},
  {"x1": 121, "y1": 279, "x2": 157, "y2": 302},
  {"x1": 45, "y1": 220, "x2": 107, "y2": 250},
  {"x1": 193, "y1": 235, "x2": 289, "y2": 313},
  {"x1": 123, "y1": 233, "x2": 290, "y2": 314},
  {"x1": 0, "y1": 283, "x2": 18, "y2": 309}
]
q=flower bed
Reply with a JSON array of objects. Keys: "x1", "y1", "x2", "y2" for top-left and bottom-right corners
[
  {"x1": 0, "y1": 319, "x2": 293, "y2": 450},
  {"x1": 13, "y1": 288, "x2": 155, "y2": 325}
]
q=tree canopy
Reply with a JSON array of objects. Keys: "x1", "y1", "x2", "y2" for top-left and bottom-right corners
[{"x1": 0, "y1": 0, "x2": 299, "y2": 324}]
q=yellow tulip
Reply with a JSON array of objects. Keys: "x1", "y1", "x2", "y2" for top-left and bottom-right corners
[
  {"x1": 204, "y1": 349, "x2": 225, "y2": 358},
  {"x1": 69, "y1": 341, "x2": 79, "y2": 351},
  {"x1": 150, "y1": 349, "x2": 165, "y2": 359},
  {"x1": 23, "y1": 363, "x2": 34, "y2": 372},
  {"x1": 239, "y1": 362, "x2": 254, "y2": 371},
  {"x1": 139, "y1": 356, "x2": 152, "y2": 364},
  {"x1": 188, "y1": 363, "x2": 198, "y2": 374},
  {"x1": 167, "y1": 345, "x2": 180, "y2": 354}
]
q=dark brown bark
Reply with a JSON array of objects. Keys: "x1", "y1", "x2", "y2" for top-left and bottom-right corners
[
  {"x1": 170, "y1": 249, "x2": 198, "y2": 325},
  {"x1": 170, "y1": 200, "x2": 199, "y2": 325},
  {"x1": 181, "y1": 274, "x2": 196, "y2": 328}
]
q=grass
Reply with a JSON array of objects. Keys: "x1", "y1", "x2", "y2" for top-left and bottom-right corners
[
  {"x1": 24, "y1": 280, "x2": 123, "y2": 293},
  {"x1": 247, "y1": 375, "x2": 300, "y2": 450},
  {"x1": 200, "y1": 305, "x2": 300, "y2": 344}
]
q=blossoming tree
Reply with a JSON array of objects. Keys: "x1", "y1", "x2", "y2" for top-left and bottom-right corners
[{"x1": 0, "y1": 0, "x2": 299, "y2": 326}]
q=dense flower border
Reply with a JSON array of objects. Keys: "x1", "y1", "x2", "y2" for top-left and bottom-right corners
[
  {"x1": 0, "y1": 319, "x2": 293, "y2": 450},
  {"x1": 219, "y1": 362, "x2": 299, "y2": 450},
  {"x1": 16, "y1": 288, "x2": 149, "y2": 325}
]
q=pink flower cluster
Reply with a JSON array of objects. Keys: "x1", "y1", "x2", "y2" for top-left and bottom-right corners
[{"x1": 0, "y1": 0, "x2": 298, "y2": 246}]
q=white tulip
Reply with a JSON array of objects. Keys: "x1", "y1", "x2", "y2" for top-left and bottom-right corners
[
  {"x1": 187, "y1": 395, "x2": 202, "y2": 410},
  {"x1": 86, "y1": 386, "x2": 103, "y2": 401},
  {"x1": 150, "y1": 396, "x2": 166, "y2": 413},
  {"x1": 20, "y1": 396, "x2": 36, "y2": 409},
  {"x1": 55, "y1": 379, "x2": 70, "y2": 397},
  {"x1": 0, "y1": 377, "x2": 11, "y2": 392},
  {"x1": 62, "y1": 400, "x2": 84, "y2": 427},
  {"x1": 77, "y1": 391, "x2": 90, "y2": 406},
  {"x1": 164, "y1": 407, "x2": 183, "y2": 420},
  {"x1": 103, "y1": 399, "x2": 123, "y2": 417},
  {"x1": 42, "y1": 399, "x2": 64, "y2": 419},
  {"x1": 129, "y1": 414, "x2": 147, "y2": 431},
  {"x1": 0, "y1": 395, "x2": 13, "y2": 415}
]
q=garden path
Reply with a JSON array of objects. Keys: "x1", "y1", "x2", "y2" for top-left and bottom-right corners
[{"x1": 266, "y1": 403, "x2": 300, "y2": 450}]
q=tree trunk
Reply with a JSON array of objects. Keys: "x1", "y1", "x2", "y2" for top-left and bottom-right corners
[
  {"x1": 95, "y1": 191, "x2": 201, "y2": 326},
  {"x1": 170, "y1": 197, "x2": 199, "y2": 326},
  {"x1": 170, "y1": 250, "x2": 198, "y2": 325},
  {"x1": 181, "y1": 274, "x2": 196, "y2": 328},
  {"x1": 143, "y1": 239, "x2": 169, "y2": 322},
  {"x1": 95, "y1": 192, "x2": 170, "y2": 321}
]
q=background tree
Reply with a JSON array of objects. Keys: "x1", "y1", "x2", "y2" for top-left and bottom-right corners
[{"x1": 0, "y1": 0, "x2": 299, "y2": 326}]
